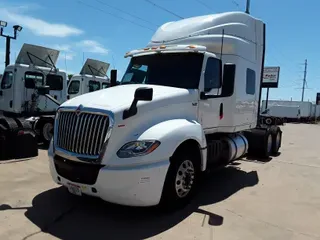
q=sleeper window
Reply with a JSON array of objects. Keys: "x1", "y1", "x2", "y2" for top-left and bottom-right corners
[{"x1": 246, "y1": 68, "x2": 256, "y2": 95}]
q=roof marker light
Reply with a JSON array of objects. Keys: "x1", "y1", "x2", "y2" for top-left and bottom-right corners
[
  {"x1": 160, "y1": 45, "x2": 166, "y2": 49},
  {"x1": 188, "y1": 45, "x2": 196, "y2": 49}
]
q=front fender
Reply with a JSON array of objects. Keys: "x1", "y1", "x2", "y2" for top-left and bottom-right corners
[{"x1": 138, "y1": 119, "x2": 207, "y2": 168}]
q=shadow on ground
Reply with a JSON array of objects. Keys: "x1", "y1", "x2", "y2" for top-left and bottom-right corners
[{"x1": 0, "y1": 165, "x2": 259, "y2": 240}]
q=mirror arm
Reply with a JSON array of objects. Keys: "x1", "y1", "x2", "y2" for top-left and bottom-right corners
[{"x1": 123, "y1": 99, "x2": 138, "y2": 120}]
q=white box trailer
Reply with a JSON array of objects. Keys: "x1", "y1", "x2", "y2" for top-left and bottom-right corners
[
  {"x1": 262, "y1": 100, "x2": 312, "y2": 121},
  {"x1": 48, "y1": 11, "x2": 283, "y2": 209},
  {"x1": 261, "y1": 105, "x2": 300, "y2": 122}
]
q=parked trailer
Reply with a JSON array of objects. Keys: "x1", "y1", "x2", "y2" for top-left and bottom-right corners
[
  {"x1": 262, "y1": 100, "x2": 312, "y2": 122},
  {"x1": 48, "y1": 12, "x2": 282, "y2": 208},
  {"x1": 261, "y1": 105, "x2": 300, "y2": 123}
]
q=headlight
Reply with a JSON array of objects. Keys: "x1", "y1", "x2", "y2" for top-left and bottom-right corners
[{"x1": 117, "y1": 140, "x2": 161, "y2": 158}]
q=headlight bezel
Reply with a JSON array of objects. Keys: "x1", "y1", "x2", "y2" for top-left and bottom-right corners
[{"x1": 116, "y1": 140, "x2": 161, "y2": 158}]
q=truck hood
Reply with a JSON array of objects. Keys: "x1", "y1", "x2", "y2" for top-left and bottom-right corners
[{"x1": 61, "y1": 84, "x2": 197, "y2": 112}]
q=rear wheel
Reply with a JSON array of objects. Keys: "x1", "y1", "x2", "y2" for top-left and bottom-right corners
[
  {"x1": 159, "y1": 149, "x2": 200, "y2": 210},
  {"x1": 270, "y1": 126, "x2": 281, "y2": 155}
]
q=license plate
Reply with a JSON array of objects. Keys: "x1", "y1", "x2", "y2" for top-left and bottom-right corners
[{"x1": 67, "y1": 183, "x2": 82, "y2": 196}]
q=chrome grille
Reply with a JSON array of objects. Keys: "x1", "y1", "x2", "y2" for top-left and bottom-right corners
[{"x1": 56, "y1": 111, "x2": 109, "y2": 156}]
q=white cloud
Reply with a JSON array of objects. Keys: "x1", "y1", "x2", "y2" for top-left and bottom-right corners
[
  {"x1": 77, "y1": 40, "x2": 108, "y2": 55},
  {"x1": 52, "y1": 44, "x2": 72, "y2": 52},
  {"x1": 65, "y1": 53, "x2": 76, "y2": 60},
  {"x1": 0, "y1": 9, "x2": 83, "y2": 37}
]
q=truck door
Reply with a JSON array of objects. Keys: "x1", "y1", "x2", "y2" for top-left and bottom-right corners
[
  {"x1": 0, "y1": 71, "x2": 15, "y2": 112},
  {"x1": 198, "y1": 56, "x2": 223, "y2": 132},
  {"x1": 46, "y1": 74, "x2": 64, "y2": 110},
  {"x1": 24, "y1": 71, "x2": 45, "y2": 112}
]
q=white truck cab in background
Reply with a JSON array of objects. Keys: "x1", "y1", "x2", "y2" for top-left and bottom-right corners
[
  {"x1": 48, "y1": 12, "x2": 283, "y2": 208},
  {"x1": 0, "y1": 44, "x2": 67, "y2": 116},
  {"x1": 67, "y1": 58, "x2": 110, "y2": 99}
]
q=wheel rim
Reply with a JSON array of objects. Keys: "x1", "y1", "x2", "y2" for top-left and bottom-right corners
[
  {"x1": 267, "y1": 134, "x2": 272, "y2": 153},
  {"x1": 175, "y1": 160, "x2": 195, "y2": 198},
  {"x1": 43, "y1": 123, "x2": 53, "y2": 141},
  {"x1": 266, "y1": 118, "x2": 272, "y2": 125},
  {"x1": 275, "y1": 132, "x2": 281, "y2": 150}
]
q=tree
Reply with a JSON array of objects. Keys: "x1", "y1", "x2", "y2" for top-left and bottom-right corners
[{"x1": 68, "y1": 74, "x2": 73, "y2": 80}]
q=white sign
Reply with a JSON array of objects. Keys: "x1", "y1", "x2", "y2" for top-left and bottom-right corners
[{"x1": 263, "y1": 67, "x2": 280, "y2": 84}]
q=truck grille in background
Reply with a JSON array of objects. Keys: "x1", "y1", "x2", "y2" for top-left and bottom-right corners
[{"x1": 56, "y1": 111, "x2": 109, "y2": 156}]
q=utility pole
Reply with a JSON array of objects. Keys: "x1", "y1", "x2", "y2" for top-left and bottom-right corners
[
  {"x1": 245, "y1": 0, "x2": 251, "y2": 14},
  {"x1": 301, "y1": 59, "x2": 307, "y2": 102}
]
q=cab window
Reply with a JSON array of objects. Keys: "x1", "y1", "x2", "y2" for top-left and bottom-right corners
[
  {"x1": 46, "y1": 74, "x2": 63, "y2": 90},
  {"x1": 25, "y1": 72, "x2": 44, "y2": 89},
  {"x1": 89, "y1": 80, "x2": 100, "y2": 92},
  {"x1": 204, "y1": 57, "x2": 222, "y2": 92},
  {"x1": 1, "y1": 72, "x2": 13, "y2": 89},
  {"x1": 102, "y1": 82, "x2": 110, "y2": 89},
  {"x1": 68, "y1": 80, "x2": 80, "y2": 94}
]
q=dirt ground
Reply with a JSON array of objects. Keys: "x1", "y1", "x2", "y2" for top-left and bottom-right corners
[{"x1": 1, "y1": 123, "x2": 320, "y2": 240}]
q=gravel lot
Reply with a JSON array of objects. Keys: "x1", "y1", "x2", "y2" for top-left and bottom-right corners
[{"x1": 1, "y1": 123, "x2": 320, "y2": 240}]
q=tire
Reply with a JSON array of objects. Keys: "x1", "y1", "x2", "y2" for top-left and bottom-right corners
[
  {"x1": 0, "y1": 117, "x2": 18, "y2": 130},
  {"x1": 270, "y1": 126, "x2": 281, "y2": 155},
  {"x1": 159, "y1": 149, "x2": 201, "y2": 210},
  {"x1": 38, "y1": 119, "x2": 54, "y2": 145}
]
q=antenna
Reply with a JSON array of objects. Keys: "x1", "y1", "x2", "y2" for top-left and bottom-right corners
[
  {"x1": 245, "y1": 0, "x2": 251, "y2": 14},
  {"x1": 220, "y1": 29, "x2": 225, "y2": 61},
  {"x1": 65, "y1": 53, "x2": 68, "y2": 72}
]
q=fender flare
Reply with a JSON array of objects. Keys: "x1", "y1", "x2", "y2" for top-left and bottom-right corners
[{"x1": 138, "y1": 119, "x2": 207, "y2": 170}]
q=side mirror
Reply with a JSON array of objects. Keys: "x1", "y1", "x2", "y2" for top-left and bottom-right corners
[
  {"x1": 123, "y1": 87, "x2": 153, "y2": 120},
  {"x1": 110, "y1": 69, "x2": 117, "y2": 87},
  {"x1": 36, "y1": 85, "x2": 50, "y2": 95},
  {"x1": 134, "y1": 87, "x2": 153, "y2": 101}
]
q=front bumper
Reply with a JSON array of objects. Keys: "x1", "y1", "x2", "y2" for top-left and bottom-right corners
[{"x1": 48, "y1": 153, "x2": 170, "y2": 207}]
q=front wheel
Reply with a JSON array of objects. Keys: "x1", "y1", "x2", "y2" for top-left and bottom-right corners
[
  {"x1": 159, "y1": 150, "x2": 200, "y2": 210},
  {"x1": 40, "y1": 121, "x2": 54, "y2": 145}
]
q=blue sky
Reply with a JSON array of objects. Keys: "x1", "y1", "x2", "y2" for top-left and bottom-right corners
[{"x1": 0, "y1": 0, "x2": 319, "y2": 102}]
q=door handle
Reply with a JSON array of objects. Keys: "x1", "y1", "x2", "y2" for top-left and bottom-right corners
[{"x1": 219, "y1": 103, "x2": 223, "y2": 119}]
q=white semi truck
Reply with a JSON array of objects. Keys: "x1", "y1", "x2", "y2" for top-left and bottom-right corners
[
  {"x1": 0, "y1": 43, "x2": 112, "y2": 146},
  {"x1": 0, "y1": 43, "x2": 67, "y2": 144},
  {"x1": 48, "y1": 12, "x2": 282, "y2": 208},
  {"x1": 67, "y1": 58, "x2": 110, "y2": 100}
]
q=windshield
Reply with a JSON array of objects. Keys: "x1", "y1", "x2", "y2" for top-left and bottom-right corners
[{"x1": 120, "y1": 52, "x2": 204, "y2": 89}]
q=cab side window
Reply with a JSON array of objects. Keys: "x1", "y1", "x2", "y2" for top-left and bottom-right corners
[
  {"x1": 25, "y1": 72, "x2": 44, "y2": 89},
  {"x1": 204, "y1": 58, "x2": 222, "y2": 92},
  {"x1": 1, "y1": 72, "x2": 13, "y2": 89},
  {"x1": 89, "y1": 80, "x2": 100, "y2": 92},
  {"x1": 68, "y1": 80, "x2": 80, "y2": 94}
]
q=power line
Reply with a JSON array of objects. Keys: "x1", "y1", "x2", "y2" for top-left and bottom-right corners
[
  {"x1": 95, "y1": 0, "x2": 158, "y2": 27},
  {"x1": 77, "y1": 1, "x2": 155, "y2": 31},
  {"x1": 193, "y1": 0, "x2": 215, "y2": 11},
  {"x1": 144, "y1": 0, "x2": 184, "y2": 19}
]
